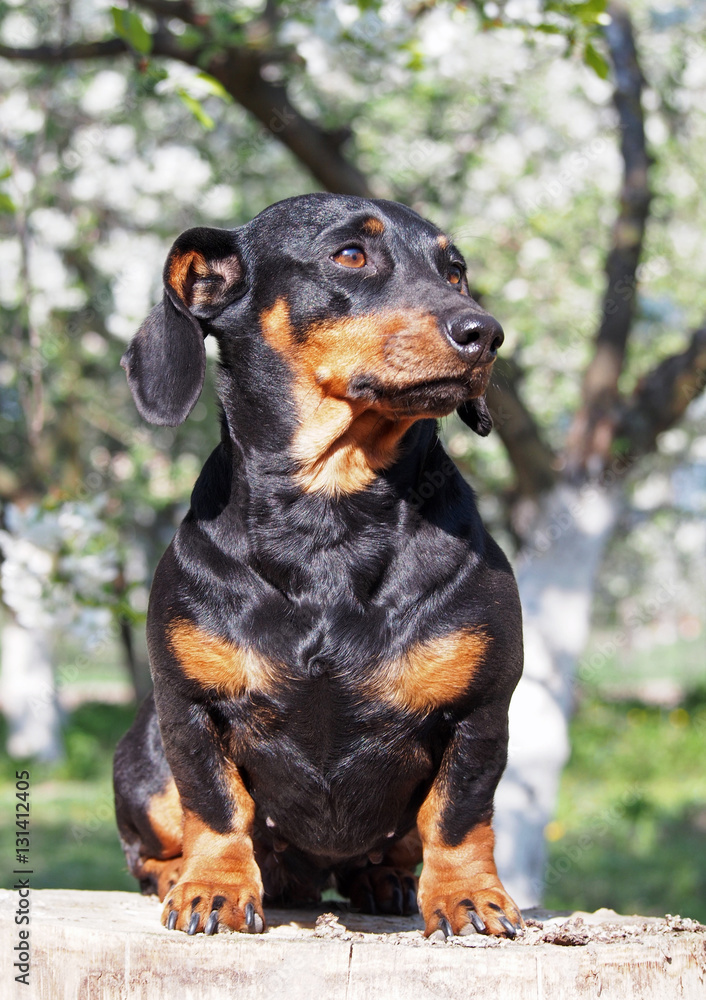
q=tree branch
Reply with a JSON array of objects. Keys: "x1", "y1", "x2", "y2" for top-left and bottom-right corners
[
  {"x1": 564, "y1": 0, "x2": 651, "y2": 475},
  {"x1": 486, "y1": 358, "x2": 558, "y2": 499},
  {"x1": 0, "y1": 39, "x2": 128, "y2": 62},
  {"x1": 616, "y1": 326, "x2": 706, "y2": 458},
  {"x1": 132, "y1": 0, "x2": 206, "y2": 25},
  {"x1": 0, "y1": 26, "x2": 372, "y2": 198},
  {"x1": 169, "y1": 39, "x2": 372, "y2": 196}
]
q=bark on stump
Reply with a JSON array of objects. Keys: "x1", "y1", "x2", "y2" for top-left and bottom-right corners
[{"x1": 1, "y1": 889, "x2": 704, "y2": 999}]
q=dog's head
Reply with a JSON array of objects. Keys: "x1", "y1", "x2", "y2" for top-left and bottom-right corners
[{"x1": 122, "y1": 195, "x2": 502, "y2": 488}]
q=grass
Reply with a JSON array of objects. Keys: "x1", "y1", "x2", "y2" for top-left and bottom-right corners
[
  {"x1": 545, "y1": 685, "x2": 706, "y2": 922},
  {"x1": 1, "y1": 682, "x2": 705, "y2": 921},
  {"x1": 0, "y1": 702, "x2": 137, "y2": 891}
]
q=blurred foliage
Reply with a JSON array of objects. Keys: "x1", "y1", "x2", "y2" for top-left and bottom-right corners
[
  {"x1": 0, "y1": 702, "x2": 137, "y2": 891},
  {"x1": 546, "y1": 685, "x2": 706, "y2": 922},
  {"x1": 1, "y1": 1, "x2": 705, "y2": 532}
]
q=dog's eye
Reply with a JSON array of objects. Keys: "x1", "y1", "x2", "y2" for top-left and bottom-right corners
[
  {"x1": 448, "y1": 265, "x2": 463, "y2": 285},
  {"x1": 333, "y1": 247, "x2": 366, "y2": 268}
]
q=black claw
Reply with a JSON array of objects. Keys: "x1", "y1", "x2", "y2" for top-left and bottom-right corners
[
  {"x1": 204, "y1": 910, "x2": 219, "y2": 936},
  {"x1": 499, "y1": 915, "x2": 517, "y2": 938},
  {"x1": 469, "y1": 910, "x2": 486, "y2": 933},
  {"x1": 438, "y1": 916, "x2": 453, "y2": 939},
  {"x1": 245, "y1": 902, "x2": 255, "y2": 929},
  {"x1": 167, "y1": 910, "x2": 178, "y2": 931},
  {"x1": 187, "y1": 912, "x2": 200, "y2": 935}
]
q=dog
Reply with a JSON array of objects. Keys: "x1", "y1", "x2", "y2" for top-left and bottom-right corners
[{"x1": 113, "y1": 193, "x2": 524, "y2": 940}]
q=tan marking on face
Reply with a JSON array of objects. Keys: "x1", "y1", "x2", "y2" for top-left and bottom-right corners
[
  {"x1": 260, "y1": 298, "x2": 480, "y2": 496},
  {"x1": 168, "y1": 619, "x2": 275, "y2": 697},
  {"x1": 167, "y1": 249, "x2": 210, "y2": 302},
  {"x1": 361, "y1": 216, "x2": 385, "y2": 235},
  {"x1": 371, "y1": 629, "x2": 489, "y2": 713},
  {"x1": 147, "y1": 778, "x2": 183, "y2": 859},
  {"x1": 437, "y1": 234, "x2": 450, "y2": 250}
]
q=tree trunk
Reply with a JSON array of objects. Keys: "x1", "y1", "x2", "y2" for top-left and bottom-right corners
[
  {"x1": 494, "y1": 485, "x2": 621, "y2": 905},
  {"x1": 0, "y1": 615, "x2": 62, "y2": 761}
]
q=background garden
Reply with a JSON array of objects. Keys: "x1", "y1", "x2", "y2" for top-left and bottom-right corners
[{"x1": 0, "y1": 0, "x2": 704, "y2": 920}]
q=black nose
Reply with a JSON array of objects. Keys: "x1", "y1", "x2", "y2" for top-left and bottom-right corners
[{"x1": 445, "y1": 312, "x2": 504, "y2": 360}]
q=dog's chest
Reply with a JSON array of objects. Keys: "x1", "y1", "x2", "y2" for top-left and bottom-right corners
[{"x1": 238, "y1": 669, "x2": 436, "y2": 859}]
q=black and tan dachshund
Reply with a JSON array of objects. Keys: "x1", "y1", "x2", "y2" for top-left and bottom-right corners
[{"x1": 113, "y1": 193, "x2": 524, "y2": 941}]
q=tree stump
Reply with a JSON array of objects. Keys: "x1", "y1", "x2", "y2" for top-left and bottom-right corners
[{"x1": 1, "y1": 889, "x2": 704, "y2": 999}]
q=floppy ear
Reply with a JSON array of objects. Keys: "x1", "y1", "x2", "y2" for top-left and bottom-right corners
[
  {"x1": 457, "y1": 396, "x2": 493, "y2": 437},
  {"x1": 121, "y1": 227, "x2": 244, "y2": 426}
]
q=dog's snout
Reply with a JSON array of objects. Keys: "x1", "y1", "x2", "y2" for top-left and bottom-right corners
[{"x1": 445, "y1": 313, "x2": 504, "y2": 360}]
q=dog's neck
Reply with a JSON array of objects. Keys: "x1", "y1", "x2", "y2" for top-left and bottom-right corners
[
  {"x1": 188, "y1": 413, "x2": 457, "y2": 601},
  {"x1": 286, "y1": 397, "x2": 420, "y2": 498},
  {"x1": 232, "y1": 412, "x2": 439, "y2": 520}
]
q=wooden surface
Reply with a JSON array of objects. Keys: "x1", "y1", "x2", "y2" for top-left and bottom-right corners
[{"x1": 1, "y1": 889, "x2": 704, "y2": 999}]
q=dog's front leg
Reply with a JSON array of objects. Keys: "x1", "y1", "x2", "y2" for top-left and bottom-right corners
[
  {"x1": 417, "y1": 702, "x2": 523, "y2": 939},
  {"x1": 154, "y1": 684, "x2": 264, "y2": 936}
]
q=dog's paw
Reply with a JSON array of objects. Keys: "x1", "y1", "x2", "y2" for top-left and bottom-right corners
[
  {"x1": 420, "y1": 882, "x2": 523, "y2": 940},
  {"x1": 162, "y1": 873, "x2": 265, "y2": 935},
  {"x1": 346, "y1": 866, "x2": 418, "y2": 916},
  {"x1": 138, "y1": 856, "x2": 183, "y2": 900}
]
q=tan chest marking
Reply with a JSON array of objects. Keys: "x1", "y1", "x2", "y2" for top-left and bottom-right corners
[
  {"x1": 167, "y1": 620, "x2": 275, "y2": 698},
  {"x1": 371, "y1": 629, "x2": 489, "y2": 713}
]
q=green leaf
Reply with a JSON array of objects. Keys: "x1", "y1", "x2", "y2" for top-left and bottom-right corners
[
  {"x1": 572, "y1": 0, "x2": 609, "y2": 24},
  {"x1": 0, "y1": 192, "x2": 16, "y2": 214},
  {"x1": 111, "y1": 7, "x2": 152, "y2": 55},
  {"x1": 584, "y1": 40, "x2": 610, "y2": 79},
  {"x1": 177, "y1": 89, "x2": 215, "y2": 130},
  {"x1": 195, "y1": 72, "x2": 233, "y2": 103},
  {"x1": 405, "y1": 50, "x2": 424, "y2": 72},
  {"x1": 544, "y1": 0, "x2": 608, "y2": 24}
]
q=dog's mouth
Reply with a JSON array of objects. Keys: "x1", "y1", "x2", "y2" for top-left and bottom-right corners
[{"x1": 348, "y1": 365, "x2": 493, "y2": 417}]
